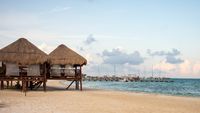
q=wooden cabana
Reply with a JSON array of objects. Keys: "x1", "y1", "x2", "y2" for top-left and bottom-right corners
[
  {"x1": 0, "y1": 38, "x2": 47, "y2": 94},
  {"x1": 47, "y1": 44, "x2": 87, "y2": 90}
]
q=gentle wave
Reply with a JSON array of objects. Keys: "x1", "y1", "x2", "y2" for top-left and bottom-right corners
[{"x1": 82, "y1": 79, "x2": 200, "y2": 97}]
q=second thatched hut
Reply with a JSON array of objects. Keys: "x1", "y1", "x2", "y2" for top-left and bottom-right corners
[{"x1": 47, "y1": 44, "x2": 87, "y2": 90}]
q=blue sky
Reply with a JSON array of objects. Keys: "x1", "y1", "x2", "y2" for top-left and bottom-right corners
[{"x1": 0, "y1": 0, "x2": 200, "y2": 78}]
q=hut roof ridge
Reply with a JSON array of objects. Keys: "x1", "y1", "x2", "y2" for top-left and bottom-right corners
[
  {"x1": 0, "y1": 38, "x2": 47, "y2": 65},
  {"x1": 48, "y1": 44, "x2": 87, "y2": 65}
]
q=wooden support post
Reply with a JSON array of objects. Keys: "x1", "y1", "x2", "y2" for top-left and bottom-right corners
[
  {"x1": 26, "y1": 81, "x2": 28, "y2": 90},
  {"x1": 75, "y1": 66, "x2": 77, "y2": 89},
  {"x1": 11, "y1": 81, "x2": 13, "y2": 87},
  {"x1": 80, "y1": 66, "x2": 82, "y2": 91},
  {"x1": 24, "y1": 79, "x2": 27, "y2": 96},
  {"x1": 43, "y1": 63, "x2": 47, "y2": 92},
  {"x1": 76, "y1": 81, "x2": 79, "y2": 90},
  {"x1": 43, "y1": 79, "x2": 46, "y2": 92},
  {"x1": 23, "y1": 77, "x2": 27, "y2": 96},
  {"x1": 75, "y1": 66, "x2": 79, "y2": 90},
  {"x1": 6, "y1": 81, "x2": 9, "y2": 88},
  {"x1": 30, "y1": 81, "x2": 33, "y2": 90},
  {"x1": 1, "y1": 81, "x2": 3, "y2": 90},
  {"x1": 21, "y1": 81, "x2": 23, "y2": 92}
]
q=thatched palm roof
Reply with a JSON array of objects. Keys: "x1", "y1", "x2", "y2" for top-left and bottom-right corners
[
  {"x1": 0, "y1": 38, "x2": 47, "y2": 65},
  {"x1": 48, "y1": 44, "x2": 87, "y2": 66}
]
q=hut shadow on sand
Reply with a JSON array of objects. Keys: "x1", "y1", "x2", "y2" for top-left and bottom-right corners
[{"x1": 0, "y1": 102, "x2": 8, "y2": 108}]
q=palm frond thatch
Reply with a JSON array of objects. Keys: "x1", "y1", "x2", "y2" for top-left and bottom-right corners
[
  {"x1": 48, "y1": 44, "x2": 87, "y2": 66},
  {"x1": 0, "y1": 38, "x2": 47, "y2": 65}
]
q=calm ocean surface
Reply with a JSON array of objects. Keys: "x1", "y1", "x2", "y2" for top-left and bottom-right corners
[{"x1": 83, "y1": 79, "x2": 200, "y2": 97}]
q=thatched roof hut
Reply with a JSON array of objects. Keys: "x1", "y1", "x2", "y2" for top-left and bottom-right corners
[
  {"x1": 48, "y1": 44, "x2": 87, "y2": 66},
  {"x1": 0, "y1": 38, "x2": 47, "y2": 65}
]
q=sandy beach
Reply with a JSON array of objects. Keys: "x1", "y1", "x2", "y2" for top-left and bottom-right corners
[{"x1": 0, "y1": 80, "x2": 200, "y2": 113}]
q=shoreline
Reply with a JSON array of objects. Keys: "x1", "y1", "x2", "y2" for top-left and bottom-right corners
[
  {"x1": 61, "y1": 80, "x2": 200, "y2": 99},
  {"x1": 83, "y1": 87, "x2": 200, "y2": 98},
  {"x1": 1, "y1": 80, "x2": 200, "y2": 113},
  {"x1": 81, "y1": 80, "x2": 200, "y2": 97}
]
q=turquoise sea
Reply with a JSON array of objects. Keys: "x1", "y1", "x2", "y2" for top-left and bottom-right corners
[{"x1": 83, "y1": 79, "x2": 200, "y2": 97}]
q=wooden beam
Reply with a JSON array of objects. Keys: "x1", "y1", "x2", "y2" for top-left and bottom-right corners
[
  {"x1": 43, "y1": 63, "x2": 47, "y2": 92},
  {"x1": 6, "y1": 81, "x2": 9, "y2": 88},
  {"x1": 66, "y1": 80, "x2": 75, "y2": 90},
  {"x1": 76, "y1": 82, "x2": 79, "y2": 90},
  {"x1": 43, "y1": 80, "x2": 46, "y2": 92},
  {"x1": 11, "y1": 81, "x2": 13, "y2": 87},
  {"x1": 75, "y1": 66, "x2": 79, "y2": 90},
  {"x1": 80, "y1": 66, "x2": 82, "y2": 91},
  {"x1": 0, "y1": 81, "x2": 3, "y2": 90},
  {"x1": 23, "y1": 77, "x2": 27, "y2": 96},
  {"x1": 30, "y1": 81, "x2": 33, "y2": 90}
]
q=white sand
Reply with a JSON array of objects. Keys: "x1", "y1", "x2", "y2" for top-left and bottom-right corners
[{"x1": 0, "y1": 80, "x2": 200, "y2": 113}]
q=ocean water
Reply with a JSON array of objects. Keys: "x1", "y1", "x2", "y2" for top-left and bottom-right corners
[{"x1": 83, "y1": 79, "x2": 200, "y2": 97}]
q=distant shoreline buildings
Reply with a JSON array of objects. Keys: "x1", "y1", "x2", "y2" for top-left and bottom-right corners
[{"x1": 83, "y1": 75, "x2": 173, "y2": 82}]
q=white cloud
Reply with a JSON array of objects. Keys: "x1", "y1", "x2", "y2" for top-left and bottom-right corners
[
  {"x1": 153, "y1": 59, "x2": 200, "y2": 77},
  {"x1": 84, "y1": 34, "x2": 96, "y2": 45},
  {"x1": 102, "y1": 48, "x2": 144, "y2": 65},
  {"x1": 147, "y1": 49, "x2": 184, "y2": 64},
  {"x1": 166, "y1": 55, "x2": 184, "y2": 64}
]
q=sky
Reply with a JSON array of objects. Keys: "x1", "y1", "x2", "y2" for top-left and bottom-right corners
[{"x1": 0, "y1": 0, "x2": 200, "y2": 78}]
